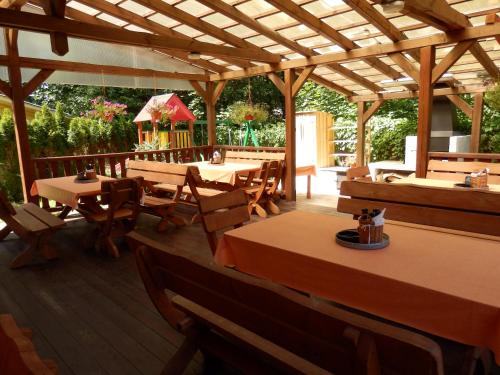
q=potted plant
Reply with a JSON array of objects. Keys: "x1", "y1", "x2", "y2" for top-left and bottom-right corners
[
  {"x1": 146, "y1": 99, "x2": 164, "y2": 124},
  {"x1": 227, "y1": 101, "x2": 268, "y2": 147}
]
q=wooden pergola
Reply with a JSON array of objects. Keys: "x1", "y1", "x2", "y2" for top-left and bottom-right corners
[{"x1": 0, "y1": 0, "x2": 498, "y2": 202}]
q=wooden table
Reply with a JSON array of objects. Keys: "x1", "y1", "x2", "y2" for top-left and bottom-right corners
[
  {"x1": 216, "y1": 210, "x2": 500, "y2": 364},
  {"x1": 296, "y1": 164, "x2": 316, "y2": 199},
  {"x1": 186, "y1": 161, "x2": 261, "y2": 185},
  {"x1": 392, "y1": 176, "x2": 500, "y2": 192},
  {"x1": 30, "y1": 175, "x2": 115, "y2": 218}
]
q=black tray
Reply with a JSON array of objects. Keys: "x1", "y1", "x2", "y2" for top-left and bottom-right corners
[
  {"x1": 335, "y1": 229, "x2": 389, "y2": 250},
  {"x1": 74, "y1": 177, "x2": 99, "y2": 183}
]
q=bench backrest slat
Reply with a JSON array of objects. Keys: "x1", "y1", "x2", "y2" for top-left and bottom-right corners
[
  {"x1": 128, "y1": 232, "x2": 443, "y2": 375},
  {"x1": 224, "y1": 150, "x2": 285, "y2": 162},
  {"x1": 127, "y1": 160, "x2": 188, "y2": 186},
  {"x1": 427, "y1": 160, "x2": 500, "y2": 184}
]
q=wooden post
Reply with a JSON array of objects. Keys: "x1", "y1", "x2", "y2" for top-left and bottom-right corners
[
  {"x1": 188, "y1": 120, "x2": 194, "y2": 146},
  {"x1": 137, "y1": 121, "x2": 143, "y2": 144},
  {"x1": 170, "y1": 120, "x2": 177, "y2": 148},
  {"x1": 206, "y1": 81, "x2": 216, "y2": 146},
  {"x1": 470, "y1": 93, "x2": 484, "y2": 153},
  {"x1": 356, "y1": 102, "x2": 366, "y2": 167},
  {"x1": 416, "y1": 46, "x2": 435, "y2": 178},
  {"x1": 284, "y1": 69, "x2": 296, "y2": 201},
  {"x1": 4, "y1": 29, "x2": 36, "y2": 203}
]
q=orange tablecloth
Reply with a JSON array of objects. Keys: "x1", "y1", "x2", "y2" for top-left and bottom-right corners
[
  {"x1": 216, "y1": 210, "x2": 500, "y2": 363},
  {"x1": 30, "y1": 175, "x2": 115, "y2": 209},
  {"x1": 186, "y1": 161, "x2": 261, "y2": 185},
  {"x1": 393, "y1": 177, "x2": 500, "y2": 192}
]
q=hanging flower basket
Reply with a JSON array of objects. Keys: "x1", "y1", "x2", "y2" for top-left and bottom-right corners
[
  {"x1": 227, "y1": 102, "x2": 268, "y2": 125},
  {"x1": 146, "y1": 99, "x2": 178, "y2": 123}
]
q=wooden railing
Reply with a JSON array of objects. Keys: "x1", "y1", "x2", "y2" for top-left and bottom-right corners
[
  {"x1": 428, "y1": 152, "x2": 500, "y2": 163},
  {"x1": 31, "y1": 145, "x2": 285, "y2": 209}
]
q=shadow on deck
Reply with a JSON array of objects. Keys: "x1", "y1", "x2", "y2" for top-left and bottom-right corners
[{"x1": 0, "y1": 195, "x2": 339, "y2": 375}]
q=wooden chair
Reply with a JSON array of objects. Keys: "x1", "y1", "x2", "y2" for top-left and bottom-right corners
[
  {"x1": 86, "y1": 177, "x2": 143, "y2": 258},
  {"x1": 0, "y1": 189, "x2": 65, "y2": 269},
  {"x1": 197, "y1": 188, "x2": 250, "y2": 255},
  {"x1": 337, "y1": 180, "x2": 500, "y2": 236},
  {"x1": 427, "y1": 160, "x2": 500, "y2": 184},
  {"x1": 126, "y1": 160, "x2": 188, "y2": 232},
  {"x1": 241, "y1": 161, "x2": 278, "y2": 218},
  {"x1": 346, "y1": 166, "x2": 372, "y2": 181},
  {"x1": 127, "y1": 231, "x2": 452, "y2": 375},
  {"x1": 0, "y1": 314, "x2": 58, "y2": 374}
]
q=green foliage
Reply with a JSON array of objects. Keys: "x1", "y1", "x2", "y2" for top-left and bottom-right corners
[
  {"x1": 134, "y1": 136, "x2": 162, "y2": 151},
  {"x1": 296, "y1": 82, "x2": 356, "y2": 120},
  {"x1": 485, "y1": 82, "x2": 500, "y2": 112},
  {"x1": 227, "y1": 101, "x2": 268, "y2": 125},
  {"x1": 370, "y1": 117, "x2": 417, "y2": 161},
  {"x1": 0, "y1": 109, "x2": 22, "y2": 202}
]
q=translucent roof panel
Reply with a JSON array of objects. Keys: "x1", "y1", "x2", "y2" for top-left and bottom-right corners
[
  {"x1": 147, "y1": 13, "x2": 180, "y2": 28},
  {"x1": 66, "y1": 1, "x2": 99, "y2": 16},
  {"x1": 96, "y1": 13, "x2": 129, "y2": 27},
  {"x1": 279, "y1": 25, "x2": 315, "y2": 41},
  {"x1": 118, "y1": 1, "x2": 154, "y2": 17},
  {"x1": 202, "y1": 13, "x2": 235, "y2": 28},
  {"x1": 171, "y1": 24, "x2": 204, "y2": 38},
  {"x1": 259, "y1": 13, "x2": 298, "y2": 29},
  {"x1": 175, "y1": 0, "x2": 212, "y2": 17},
  {"x1": 235, "y1": 0, "x2": 276, "y2": 18}
]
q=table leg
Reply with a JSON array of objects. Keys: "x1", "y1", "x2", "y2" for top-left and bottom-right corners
[
  {"x1": 307, "y1": 175, "x2": 312, "y2": 199},
  {"x1": 58, "y1": 206, "x2": 72, "y2": 219}
]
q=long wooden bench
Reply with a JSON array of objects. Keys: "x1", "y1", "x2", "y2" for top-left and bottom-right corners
[
  {"x1": 223, "y1": 150, "x2": 285, "y2": 164},
  {"x1": 337, "y1": 181, "x2": 500, "y2": 236},
  {"x1": 128, "y1": 231, "x2": 452, "y2": 375},
  {"x1": 0, "y1": 314, "x2": 57, "y2": 374},
  {"x1": 0, "y1": 190, "x2": 65, "y2": 269},
  {"x1": 427, "y1": 160, "x2": 500, "y2": 184}
]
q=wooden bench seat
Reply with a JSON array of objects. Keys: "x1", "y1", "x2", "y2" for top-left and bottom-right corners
[
  {"x1": 337, "y1": 180, "x2": 500, "y2": 236},
  {"x1": 0, "y1": 190, "x2": 65, "y2": 269},
  {"x1": 427, "y1": 160, "x2": 500, "y2": 184},
  {"x1": 126, "y1": 160, "x2": 188, "y2": 231},
  {"x1": 128, "y1": 231, "x2": 454, "y2": 375},
  {"x1": 0, "y1": 314, "x2": 57, "y2": 374}
]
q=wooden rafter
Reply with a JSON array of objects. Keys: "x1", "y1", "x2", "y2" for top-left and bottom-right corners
[
  {"x1": 0, "y1": 9, "x2": 281, "y2": 63},
  {"x1": 445, "y1": 95, "x2": 472, "y2": 119},
  {"x1": 22, "y1": 68, "x2": 54, "y2": 98},
  {"x1": 0, "y1": 0, "x2": 27, "y2": 8},
  {"x1": 41, "y1": 0, "x2": 68, "y2": 56},
  {"x1": 402, "y1": 0, "x2": 499, "y2": 80},
  {"x1": 485, "y1": 13, "x2": 500, "y2": 44},
  {"x1": 208, "y1": 22, "x2": 499, "y2": 81}
]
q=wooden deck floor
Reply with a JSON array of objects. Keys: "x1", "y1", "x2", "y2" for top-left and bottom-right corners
[{"x1": 0, "y1": 195, "x2": 340, "y2": 375}]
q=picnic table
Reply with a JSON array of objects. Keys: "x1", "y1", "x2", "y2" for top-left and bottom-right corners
[
  {"x1": 392, "y1": 176, "x2": 500, "y2": 192},
  {"x1": 215, "y1": 210, "x2": 500, "y2": 364},
  {"x1": 30, "y1": 175, "x2": 115, "y2": 218},
  {"x1": 185, "y1": 161, "x2": 261, "y2": 185}
]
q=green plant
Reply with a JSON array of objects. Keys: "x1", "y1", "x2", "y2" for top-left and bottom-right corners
[
  {"x1": 227, "y1": 101, "x2": 268, "y2": 125},
  {"x1": 0, "y1": 109, "x2": 22, "y2": 202},
  {"x1": 485, "y1": 81, "x2": 500, "y2": 112},
  {"x1": 134, "y1": 136, "x2": 161, "y2": 151}
]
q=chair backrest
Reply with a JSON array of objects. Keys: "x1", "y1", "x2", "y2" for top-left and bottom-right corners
[
  {"x1": 185, "y1": 166, "x2": 235, "y2": 201},
  {"x1": 127, "y1": 231, "x2": 444, "y2": 375},
  {"x1": 224, "y1": 150, "x2": 285, "y2": 163},
  {"x1": 0, "y1": 314, "x2": 57, "y2": 374},
  {"x1": 100, "y1": 177, "x2": 144, "y2": 221},
  {"x1": 0, "y1": 189, "x2": 16, "y2": 219},
  {"x1": 346, "y1": 166, "x2": 371, "y2": 182},
  {"x1": 126, "y1": 160, "x2": 189, "y2": 187},
  {"x1": 427, "y1": 160, "x2": 500, "y2": 184},
  {"x1": 337, "y1": 180, "x2": 500, "y2": 236},
  {"x1": 198, "y1": 189, "x2": 250, "y2": 254}
]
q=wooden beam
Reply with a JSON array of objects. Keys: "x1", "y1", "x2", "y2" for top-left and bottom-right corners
[
  {"x1": 402, "y1": 0, "x2": 499, "y2": 80},
  {"x1": 350, "y1": 85, "x2": 488, "y2": 102},
  {"x1": 431, "y1": 41, "x2": 474, "y2": 84},
  {"x1": 485, "y1": 13, "x2": 500, "y2": 44},
  {"x1": 208, "y1": 22, "x2": 500, "y2": 81},
  {"x1": 206, "y1": 81, "x2": 216, "y2": 146},
  {"x1": 362, "y1": 100, "x2": 384, "y2": 124},
  {"x1": 189, "y1": 81, "x2": 208, "y2": 102},
  {"x1": 445, "y1": 95, "x2": 472, "y2": 119},
  {"x1": 22, "y1": 68, "x2": 53, "y2": 98},
  {"x1": 41, "y1": 0, "x2": 68, "y2": 56},
  {"x1": 470, "y1": 93, "x2": 484, "y2": 153},
  {"x1": 356, "y1": 102, "x2": 366, "y2": 167},
  {"x1": 416, "y1": 46, "x2": 435, "y2": 178},
  {"x1": 0, "y1": 0, "x2": 27, "y2": 8},
  {"x1": 211, "y1": 80, "x2": 226, "y2": 106},
  {"x1": 292, "y1": 66, "x2": 315, "y2": 97},
  {"x1": 0, "y1": 78, "x2": 11, "y2": 98},
  {"x1": 284, "y1": 69, "x2": 296, "y2": 201},
  {"x1": 267, "y1": 73, "x2": 285, "y2": 96},
  {"x1": 388, "y1": 53, "x2": 420, "y2": 82},
  {"x1": 0, "y1": 9, "x2": 281, "y2": 63},
  {"x1": 7, "y1": 56, "x2": 210, "y2": 81},
  {"x1": 308, "y1": 74, "x2": 354, "y2": 97},
  {"x1": 4, "y1": 28, "x2": 35, "y2": 202}
]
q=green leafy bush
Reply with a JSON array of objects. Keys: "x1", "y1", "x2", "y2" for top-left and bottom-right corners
[{"x1": 0, "y1": 109, "x2": 22, "y2": 202}]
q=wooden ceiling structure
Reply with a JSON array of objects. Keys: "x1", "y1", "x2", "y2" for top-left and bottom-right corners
[{"x1": 0, "y1": 0, "x2": 498, "y2": 201}]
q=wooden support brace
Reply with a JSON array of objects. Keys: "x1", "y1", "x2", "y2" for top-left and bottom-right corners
[
  {"x1": 22, "y1": 69, "x2": 54, "y2": 98},
  {"x1": 267, "y1": 72, "x2": 285, "y2": 96},
  {"x1": 190, "y1": 80, "x2": 208, "y2": 103},
  {"x1": 431, "y1": 41, "x2": 474, "y2": 84},
  {"x1": 445, "y1": 95, "x2": 472, "y2": 119},
  {"x1": 292, "y1": 66, "x2": 315, "y2": 97},
  {"x1": 388, "y1": 53, "x2": 420, "y2": 83},
  {"x1": 0, "y1": 78, "x2": 11, "y2": 98},
  {"x1": 211, "y1": 80, "x2": 226, "y2": 106}
]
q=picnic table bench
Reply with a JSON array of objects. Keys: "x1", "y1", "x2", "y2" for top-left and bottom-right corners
[
  {"x1": 427, "y1": 160, "x2": 500, "y2": 183},
  {"x1": 0, "y1": 190, "x2": 65, "y2": 269}
]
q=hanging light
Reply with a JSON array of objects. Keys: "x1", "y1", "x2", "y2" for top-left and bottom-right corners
[
  {"x1": 188, "y1": 52, "x2": 201, "y2": 60},
  {"x1": 380, "y1": 0, "x2": 405, "y2": 15}
]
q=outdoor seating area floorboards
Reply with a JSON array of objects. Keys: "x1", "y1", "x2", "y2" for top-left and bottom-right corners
[{"x1": 0, "y1": 195, "x2": 334, "y2": 375}]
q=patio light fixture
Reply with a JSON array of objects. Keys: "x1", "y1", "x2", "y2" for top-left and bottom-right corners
[{"x1": 381, "y1": 0, "x2": 405, "y2": 15}]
